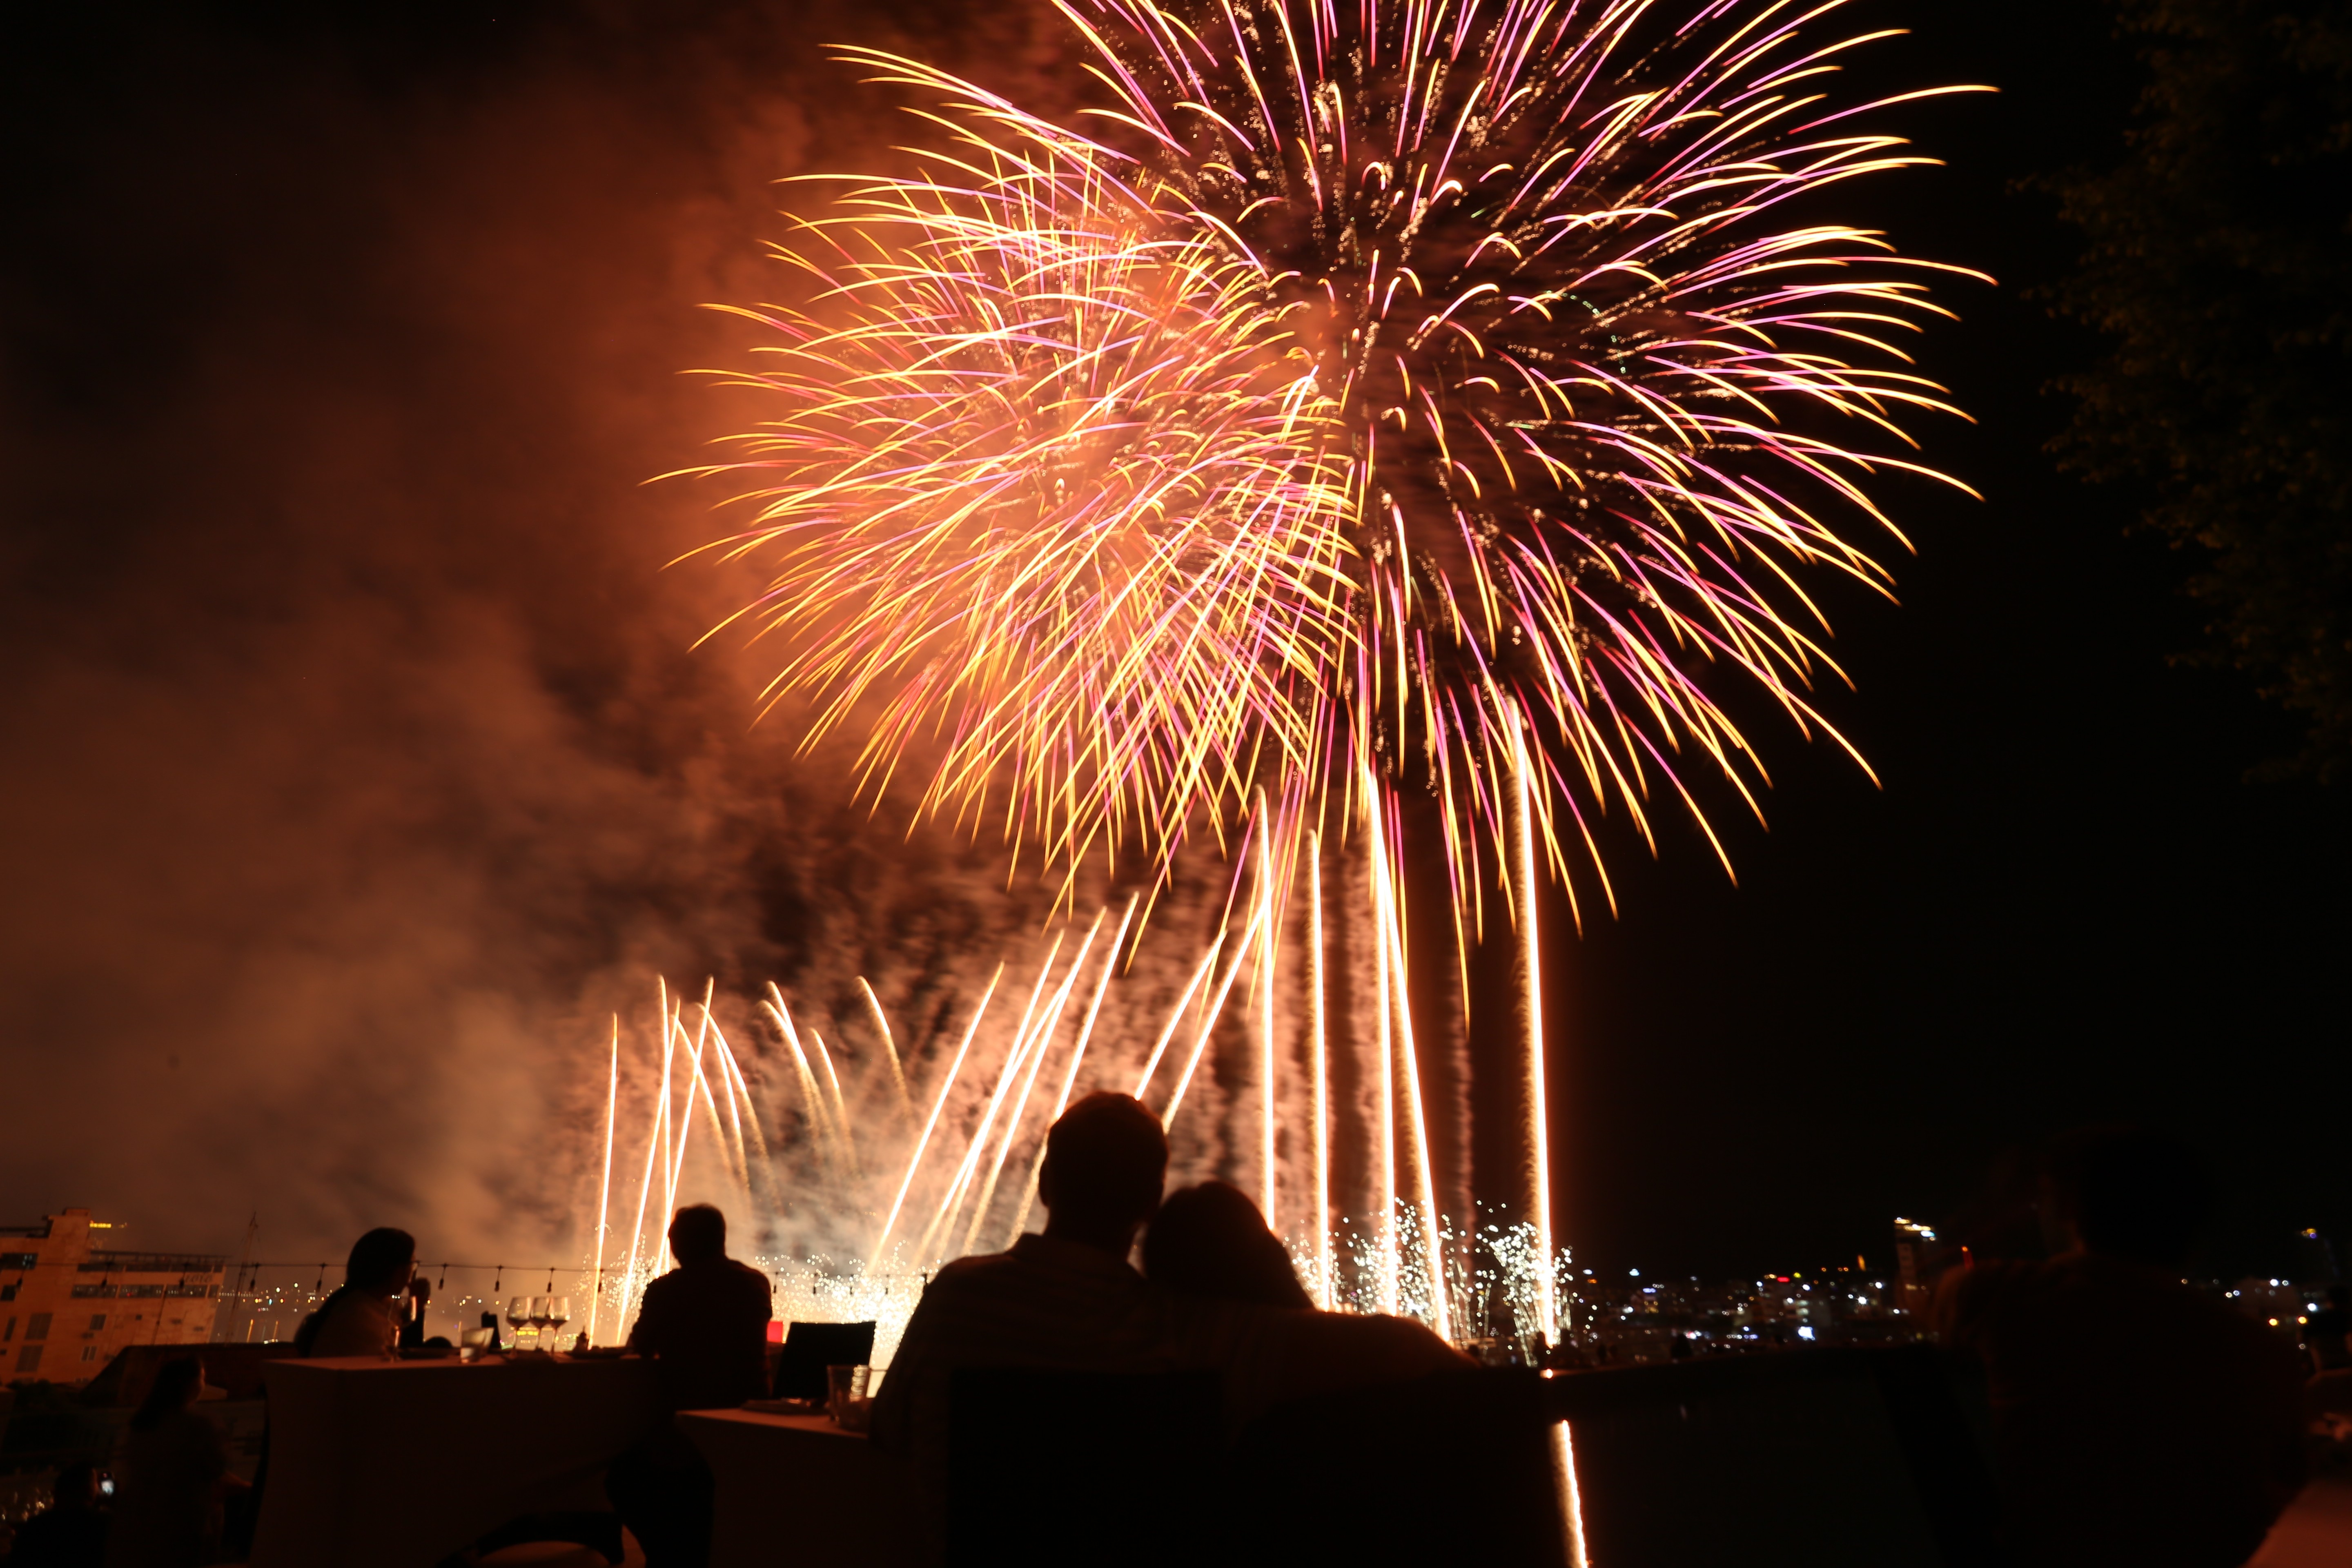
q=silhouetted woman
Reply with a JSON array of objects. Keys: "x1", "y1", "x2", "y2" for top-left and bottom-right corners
[
  {"x1": 1142, "y1": 1180, "x2": 1314, "y2": 1309},
  {"x1": 295, "y1": 1227, "x2": 416, "y2": 1360},
  {"x1": 104, "y1": 1358, "x2": 243, "y2": 1568}
]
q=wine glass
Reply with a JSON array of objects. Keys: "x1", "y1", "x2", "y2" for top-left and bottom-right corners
[
  {"x1": 506, "y1": 1295, "x2": 533, "y2": 1352},
  {"x1": 546, "y1": 1296, "x2": 571, "y2": 1353},
  {"x1": 529, "y1": 1296, "x2": 553, "y2": 1352}
]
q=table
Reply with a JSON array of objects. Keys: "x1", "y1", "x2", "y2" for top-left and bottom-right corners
[
  {"x1": 253, "y1": 1355, "x2": 664, "y2": 1568},
  {"x1": 2248, "y1": 1477, "x2": 2352, "y2": 1567},
  {"x1": 678, "y1": 1409, "x2": 921, "y2": 1568}
]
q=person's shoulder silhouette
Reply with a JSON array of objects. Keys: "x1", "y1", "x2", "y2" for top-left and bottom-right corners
[{"x1": 10, "y1": 1461, "x2": 108, "y2": 1568}]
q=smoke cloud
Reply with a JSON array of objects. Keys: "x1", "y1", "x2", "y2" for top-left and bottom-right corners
[{"x1": 0, "y1": 1, "x2": 1138, "y2": 1266}]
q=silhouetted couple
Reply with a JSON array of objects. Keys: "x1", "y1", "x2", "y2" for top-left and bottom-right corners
[
  {"x1": 1937, "y1": 1126, "x2": 2307, "y2": 1568},
  {"x1": 872, "y1": 1092, "x2": 1469, "y2": 1554}
]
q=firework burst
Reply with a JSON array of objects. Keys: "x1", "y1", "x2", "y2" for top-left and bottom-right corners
[
  {"x1": 1066, "y1": 0, "x2": 1987, "y2": 929},
  {"x1": 693, "y1": 0, "x2": 1982, "y2": 930},
  {"x1": 689, "y1": 103, "x2": 1356, "y2": 884}
]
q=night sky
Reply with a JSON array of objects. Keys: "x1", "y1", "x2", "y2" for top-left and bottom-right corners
[{"x1": 4, "y1": 0, "x2": 2344, "y2": 1284}]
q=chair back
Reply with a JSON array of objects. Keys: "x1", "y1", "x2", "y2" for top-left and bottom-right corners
[
  {"x1": 772, "y1": 1320, "x2": 876, "y2": 1400},
  {"x1": 1229, "y1": 1367, "x2": 1572, "y2": 1568},
  {"x1": 437, "y1": 1511, "x2": 624, "y2": 1568},
  {"x1": 946, "y1": 1365, "x2": 1222, "y2": 1567},
  {"x1": 1548, "y1": 1345, "x2": 2004, "y2": 1567}
]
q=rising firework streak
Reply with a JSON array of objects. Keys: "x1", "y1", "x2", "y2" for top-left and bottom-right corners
[{"x1": 586, "y1": 903, "x2": 1567, "y2": 1362}]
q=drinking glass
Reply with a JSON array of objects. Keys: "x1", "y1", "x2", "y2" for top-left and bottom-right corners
[
  {"x1": 826, "y1": 1364, "x2": 871, "y2": 1423},
  {"x1": 546, "y1": 1296, "x2": 571, "y2": 1353},
  {"x1": 528, "y1": 1296, "x2": 553, "y2": 1352},
  {"x1": 506, "y1": 1296, "x2": 533, "y2": 1352}
]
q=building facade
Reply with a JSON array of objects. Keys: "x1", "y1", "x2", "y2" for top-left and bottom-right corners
[{"x1": 1, "y1": 1208, "x2": 225, "y2": 1383}]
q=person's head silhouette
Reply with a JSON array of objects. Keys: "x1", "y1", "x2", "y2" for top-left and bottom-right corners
[
  {"x1": 2043, "y1": 1125, "x2": 2210, "y2": 1270},
  {"x1": 49, "y1": 1461, "x2": 100, "y2": 1514},
  {"x1": 1144, "y1": 1180, "x2": 1313, "y2": 1309},
  {"x1": 1038, "y1": 1092, "x2": 1167, "y2": 1255},
  {"x1": 132, "y1": 1356, "x2": 203, "y2": 1432},
  {"x1": 347, "y1": 1227, "x2": 417, "y2": 1297},
  {"x1": 668, "y1": 1203, "x2": 729, "y2": 1265}
]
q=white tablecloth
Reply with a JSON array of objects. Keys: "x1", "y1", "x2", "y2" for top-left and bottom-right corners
[
  {"x1": 679, "y1": 1409, "x2": 920, "y2": 1568},
  {"x1": 253, "y1": 1355, "x2": 663, "y2": 1568}
]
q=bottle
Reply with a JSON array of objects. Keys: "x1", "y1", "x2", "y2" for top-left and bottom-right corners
[{"x1": 399, "y1": 1277, "x2": 431, "y2": 1351}]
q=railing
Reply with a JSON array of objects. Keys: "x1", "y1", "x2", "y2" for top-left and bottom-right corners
[{"x1": 77, "y1": 1252, "x2": 226, "y2": 1275}]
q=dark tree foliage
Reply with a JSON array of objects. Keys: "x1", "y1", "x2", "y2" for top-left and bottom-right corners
[{"x1": 2048, "y1": 0, "x2": 2352, "y2": 777}]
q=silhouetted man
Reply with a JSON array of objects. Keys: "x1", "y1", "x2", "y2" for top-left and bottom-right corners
[
  {"x1": 609, "y1": 1204, "x2": 773, "y2": 1568},
  {"x1": 1938, "y1": 1127, "x2": 2307, "y2": 1568},
  {"x1": 626, "y1": 1204, "x2": 772, "y2": 1413},
  {"x1": 873, "y1": 1092, "x2": 1185, "y2": 1472}
]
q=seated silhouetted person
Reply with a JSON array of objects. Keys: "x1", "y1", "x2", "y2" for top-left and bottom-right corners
[
  {"x1": 1144, "y1": 1181, "x2": 1314, "y2": 1309},
  {"x1": 627, "y1": 1204, "x2": 773, "y2": 1412},
  {"x1": 296, "y1": 1227, "x2": 416, "y2": 1359},
  {"x1": 1936, "y1": 1127, "x2": 2306, "y2": 1568},
  {"x1": 873, "y1": 1091, "x2": 1187, "y2": 1484},
  {"x1": 1144, "y1": 1178, "x2": 1469, "y2": 1409},
  {"x1": 9, "y1": 1461, "x2": 108, "y2": 1568},
  {"x1": 105, "y1": 1357, "x2": 247, "y2": 1568},
  {"x1": 609, "y1": 1204, "x2": 773, "y2": 1567}
]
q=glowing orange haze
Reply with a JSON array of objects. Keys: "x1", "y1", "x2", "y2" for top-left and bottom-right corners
[{"x1": 0, "y1": 2, "x2": 1171, "y2": 1266}]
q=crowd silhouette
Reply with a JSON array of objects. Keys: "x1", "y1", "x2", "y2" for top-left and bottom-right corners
[{"x1": 33, "y1": 1111, "x2": 2338, "y2": 1568}]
